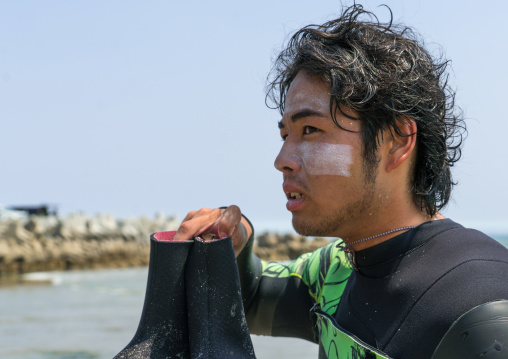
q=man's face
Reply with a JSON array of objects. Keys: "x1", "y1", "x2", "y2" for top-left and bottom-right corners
[{"x1": 275, "y1": 71, "x2": 379, "y2": 238}]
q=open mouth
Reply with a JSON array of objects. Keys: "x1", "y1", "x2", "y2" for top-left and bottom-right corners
[{"x1": 288, "y1": 192, "x2": 304, "y2": 199}]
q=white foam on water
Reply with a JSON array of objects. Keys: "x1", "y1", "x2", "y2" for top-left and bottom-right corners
[{"x1": 22, "y1": 272, "x2": 62, "y2": 286}]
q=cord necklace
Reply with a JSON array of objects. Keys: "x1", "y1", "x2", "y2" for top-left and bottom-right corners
[{"x1": 336, "y1": 226, "x2": 416, "y2": 270}]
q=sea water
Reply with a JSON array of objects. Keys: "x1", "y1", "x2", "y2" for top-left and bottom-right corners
[
  {"x1": 2, "y1": 235, "x2": 507, "y2": 359},
  {"x1": 0, "y1": 267, "x2": 318, "y2": 359}
]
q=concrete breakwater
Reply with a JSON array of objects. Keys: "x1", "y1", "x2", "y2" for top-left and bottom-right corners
[{"x1": 0, "y1": 214, "x2": 330, "y2": 281}]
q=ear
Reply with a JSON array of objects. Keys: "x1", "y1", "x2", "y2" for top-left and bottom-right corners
[{"x1": 385, "y1": 116, "x2": 417, "y2": 172}]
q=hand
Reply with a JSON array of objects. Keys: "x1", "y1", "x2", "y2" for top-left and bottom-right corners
[{"x1": 173, "y1": 205, "x2": 252, "y2": 257}]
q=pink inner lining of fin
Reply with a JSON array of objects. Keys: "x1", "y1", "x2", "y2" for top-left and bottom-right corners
[
  {"x1": 153, "y1": 231, "x2": 228, "y2": 242},
  {"x1": 154, "y1": 231, "x2": 177, "y2": 241}
]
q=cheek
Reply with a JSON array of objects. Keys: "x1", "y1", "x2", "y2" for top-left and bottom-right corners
[{"x1": 299, "y1": 142, "x2": 353, "y2": 177}]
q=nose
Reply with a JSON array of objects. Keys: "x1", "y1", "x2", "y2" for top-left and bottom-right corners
[{"x1": 274, "y1": 141, "x2": 301, "y2": 173}]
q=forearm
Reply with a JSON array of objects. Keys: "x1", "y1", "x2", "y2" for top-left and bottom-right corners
[
  {"x1": 236, "y1": 224, "x2": 263, "y2": 312},
  {"x1": 245, "y1": 271, "x2": 316, "y2": 341},
  {"x1": 235, "y1": 218, "x2": 316, "y2": 341},
  {"x1": 235, "y1": 218, "x2": 352, "y2": 343}
]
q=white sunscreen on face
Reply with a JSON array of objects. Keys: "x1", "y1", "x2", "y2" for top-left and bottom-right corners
[{"x1": 298, "y1": 142, "x2": 353, "y2": 176}]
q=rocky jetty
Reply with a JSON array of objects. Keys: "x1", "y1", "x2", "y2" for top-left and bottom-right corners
[
  {"x1": 254, "y1": 232, "x2": 330, "y2": 261},
  {"x1": 0, "y1": 213, "x2": 179, "y2": 280},
  {"x1": 0, "y1": 214, "x2": 331, "y2": 282}
]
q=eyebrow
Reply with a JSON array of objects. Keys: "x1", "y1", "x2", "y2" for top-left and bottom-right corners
[{"x1": 278, "y1": 108, "x2": 328, "y2": 129}]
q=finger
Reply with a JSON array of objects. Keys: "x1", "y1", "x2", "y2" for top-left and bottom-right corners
[
  {"x1": 173, "y1": 209, "x2": 223, "y2": 241},
  {"x1": 182, "y1": 207, "x2": 213, "y2": 222},
  {"x1": 218, "y1": 205, "x2": 242, "y2": 238},
  {"x1": 182, "y1": 210, "x2": 198, "y2": 222}
]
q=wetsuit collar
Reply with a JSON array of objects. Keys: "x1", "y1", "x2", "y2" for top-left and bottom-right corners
[{"x1": 354, "y1": 218, "x2": 461, "y2": 278}]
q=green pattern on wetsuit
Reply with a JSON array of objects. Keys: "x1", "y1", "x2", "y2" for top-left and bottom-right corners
[
  {"x1": 261, "y1": 240, "x2": 352, "y2": 315},
  {"x1": 260, "y1": 241, "x2": 392, "y2": 359},
  {"x1": 316, "y1": 312, "x2": 392, "y2": 359}
]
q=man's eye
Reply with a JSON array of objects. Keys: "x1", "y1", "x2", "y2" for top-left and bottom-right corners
[{"x1": 303, "y1": 126, "x2": 319, "y2": 135}]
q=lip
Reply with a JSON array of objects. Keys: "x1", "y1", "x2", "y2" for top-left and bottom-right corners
[{"x1": 283, "y1": 183, "x2": 306, "y2": 212}]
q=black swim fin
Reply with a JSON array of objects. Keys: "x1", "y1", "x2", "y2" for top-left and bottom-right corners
[
  {"x1": 185, "y1": 236, "x2": 256, "y2": 358},
  {"x1": 114, "y1": 233, "x2": 256, "y2": 359},
  {"x1": 114, "y1": 233, "x2": 192, "y2": 359}
]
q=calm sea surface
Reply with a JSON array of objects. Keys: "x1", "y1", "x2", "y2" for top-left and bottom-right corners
[
  {"x1": 0, "y1": 267, "x2": 318, "y2": 359},
  {"x1": 2, "y1": 235, "x2": 507, "y2": 359}
]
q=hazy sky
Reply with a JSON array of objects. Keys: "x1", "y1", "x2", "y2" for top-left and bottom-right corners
[{"x1": 1, "y1": 0, "x2": 507, "y2": 234}]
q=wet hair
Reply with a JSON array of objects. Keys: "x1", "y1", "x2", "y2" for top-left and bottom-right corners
[{"x1": 266, "y1": 4, "x2": 466, "y2": 216}]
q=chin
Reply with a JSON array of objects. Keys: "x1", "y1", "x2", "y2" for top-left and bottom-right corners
[{"x1": 292, "y1": 217, "x2": 335, "y2": 237}]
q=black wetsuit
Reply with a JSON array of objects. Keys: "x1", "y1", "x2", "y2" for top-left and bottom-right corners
[
  {"x1": 334, "y1": 219, "x2": 508, "y2": 358},
  {"x1": 238, "y1": 218, "x2": 508, "y2": 358}
]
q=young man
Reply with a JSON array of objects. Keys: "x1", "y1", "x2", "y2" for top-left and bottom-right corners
[{"x1": 174, "y1": 5, "x2": 508, "y2": 359}]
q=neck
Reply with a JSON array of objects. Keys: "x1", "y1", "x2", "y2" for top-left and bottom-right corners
[
  {"x1": 337, "y1": 186, "x2": 445, "y2": 251},
  {"x1": 336, "y1": 212, "x2": 445, "y2": 271},
  {"x1": 347, "y1": 212, "x2": 445, "y2": 251},
  {"x1": 347, "y1": 226, "x2": 415, "y2": 251}
]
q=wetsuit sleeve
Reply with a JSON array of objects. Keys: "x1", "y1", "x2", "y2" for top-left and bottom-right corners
[
  {"x1": 432, "y1": 300, "x2": 508, "y2": 359},
  {"x1": 236, "y1": 219, "x2": 352, "y2": 343}
]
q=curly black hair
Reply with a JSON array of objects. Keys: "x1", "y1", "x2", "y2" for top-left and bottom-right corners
[{"x1": 266, "y1": 4, "x2": 466, "y2": 216}]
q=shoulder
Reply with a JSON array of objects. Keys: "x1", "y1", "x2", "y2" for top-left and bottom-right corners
[
  {"x1": 413, "y1": 223, "x2": 508, "y2": 313},
  {"x1": 303, "y1": 240, "x2": 353, "y2": 313},
  {"x1": 435, "y1": 221, "x2": 505, "y2": 248},
  {"x1": 300, "y1": 240, "x2": 352, "y2": 285},
  {"x1": 400, "y1": 225, "x2": 508, "y2": 354},
  {"x1": 383, "y1": 224, "x2": 508, "y2": 356},
  {"x1": 417, "y1": 221, "x2": 508, "y2": 269}
]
